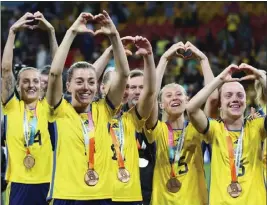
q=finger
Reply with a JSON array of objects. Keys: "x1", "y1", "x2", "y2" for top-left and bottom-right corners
[
  {"x1": 22, "y1": 12, "x2": 34, "y2": 20},
  {"x1": 227, "y1": 78, "x2": 241, "y2": 82},
  {"x1": 102, "y1": 10, "x2": 110, "y2": 19},
  {"x1": 94, "y1": 29, "x2": 103, "y2": 36},
  {"x1": 125, "y1": 49, "x2": 132, "y2": 56},
  {"x1": 240, "y1": 75, "x2": 256, "y2": 81},
  {"x1": 250, "y1": 107, "x2": 256, "y2": 115},
  {"x1": 184, "y1": 41, "x2": 193, "y2": 48},
  {"x1": 82, "y1": 13, "x2": 94, "y2": 21},
  {"x1": 31, "y1": 25, "x2": 39, "y2": 30}
]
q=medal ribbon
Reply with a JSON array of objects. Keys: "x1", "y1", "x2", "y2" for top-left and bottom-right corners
[
  {"x1": 80, "y1": 107, "x2": 95, "y2": 169},
  {"x1": 225, "y1": 124, "x2": 244, "y2": 182},
  {"x1": 23, "y1": 107, "x2": 37, "y2": 155},
  {"x1": 110, "y1": 125, "x2": 125, "y2": 169},
  {"x1": 166, "y1": 121, "x2": 187, "y2": 177}
]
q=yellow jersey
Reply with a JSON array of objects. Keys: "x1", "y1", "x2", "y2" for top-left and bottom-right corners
[
  {"x1": 47, "y1": 98, "x2": 116, "y2": 200},
  {"x1": 205, "y1": 117, "x2": 267, "y2": 205},
  {"x1": 2, "y1": 94, "x2": 52, "y2": 183},
  {"x1": 144, "y1": 120, "x2": 208, "y2": 205},
  {"x1": 110, "y1": 106, "x2": 145, "y2": 202}
]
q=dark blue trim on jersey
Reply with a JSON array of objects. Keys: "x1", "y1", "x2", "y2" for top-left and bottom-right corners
[
  {"x1": 135, "y1": 106, "x2": 142, "y2": 120},
  {"x1": 1, "y1": 115, "x2": 7, "y2": 145},
  {"x1": 264, "y1": 116, "x2": 267, "y2": 131},
  {"x1": 47, "y1": 122, "x2": 58, "y2": 201},
  {"x1": 2, "y1": 92, "x2": 15, "y2": 106},
  {"x1": 48, "y1": 122, "x2": 56, "y2": 151},
  {"x1": 202, "y1": 118, "x2": 210, "y2": 134},
  {"x1": 54, "y1": 97, "x2": 63, "y2": 110},
  {"x1": 105, "y1": 96, "x2": 115, "y2": 110}
]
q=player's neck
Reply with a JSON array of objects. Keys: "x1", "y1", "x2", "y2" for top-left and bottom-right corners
[
  {"x1": 24, "y1": 99, "x2": 38, "y2": 110},
  {"x1": 73, "y1": 104, "x2": 90, "y2": 114},
  {"x1": 223, "y1": 116, "x2": 244, "y2": 130},
  {"x1": 167, "y1": 114, "x2": 185, "y2": 130}
]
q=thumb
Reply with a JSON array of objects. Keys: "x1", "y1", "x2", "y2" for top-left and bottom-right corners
[
  {"x1": 250, "y1": 107, "x2": 256, "y2": 115},
  {"x1": 94, "y1": 29, "x2": 103, "y2": 36}
]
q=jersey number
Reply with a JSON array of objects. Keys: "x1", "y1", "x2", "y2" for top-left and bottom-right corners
[
  {"x1": 178, "y1": 156, "x2": 188, "y2": 175},
  {"x1": 24, "y1": 130, "x2": 42, "y2": 146},
  {"x1": 238, "y1": 159, "x2": 245, "y2": 177}
]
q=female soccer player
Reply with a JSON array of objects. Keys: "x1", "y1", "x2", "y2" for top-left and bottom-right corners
[
  {"x1": 46, "y1": 11, "x2": 130, "y2": 205},
  {"x1": 143, "y1": 41, "x2": 216, "y2": 205},
  {"x1": 186, "y1": 64, "x2": 267, "y2": 205},
  {"x1": 108, "y1": 36, "x2": 156, "y2": 205},
  {"x1": 1, "y1": 12, "x2": 57, "y2": 205}
]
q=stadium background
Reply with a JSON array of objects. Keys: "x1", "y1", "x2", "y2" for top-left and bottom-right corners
[{"x1": 1, "y1": 1, "x2": 267, "y2": 202}]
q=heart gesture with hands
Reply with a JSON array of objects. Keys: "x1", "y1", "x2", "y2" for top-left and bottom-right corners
[
  {"x1": 94, "y1": 10, "x2": 117, "y2": 36},
  {"x1": 69, "y1": 12, "x2": 94, "y2": 35},
  {"x1": 184, "y1": 41, "x2": 207, "y2": 61},
  {"x1": 162, "y1": 41, "x2": 185, "y2": 61},
  {"x1": 10, "y1": 12, "x2": 36, "y2": 33},
  {"x1": 133, "y1": 36, "x2": 152, "y2": 57},
  {"x1": 219, "y1": 64, "x2": 241, "y2": 83},
  {"x1": 238, "y1": 63, "x2": 266, "y2": 81},
  {"x1": 32, "y1": 11, "x2": 54, "y2": 31},
  {"x1": 121, "y1": 36, "x2": 135, "y2": 56}
]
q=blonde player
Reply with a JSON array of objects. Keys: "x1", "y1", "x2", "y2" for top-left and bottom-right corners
[
  {"x1": 1, "y1": 12, "x2": 57, "y2": 205},
  {"x1": 186, "y1": 64, "x2": 267, "y2": 205},
  {"x1": 143, "y1": 41, "x2": 216, "y2": 205},
  {"x1": 46, "y1": 11, "x2": 130, "y2": 205}
]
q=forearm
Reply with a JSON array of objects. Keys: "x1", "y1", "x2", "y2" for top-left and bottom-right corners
[
  {"x1": 50, "y1": 29, "x2": 76, "y2": 76},
  {"x1": 48, "y1": 28, "x2": 58, "y2": 59},
  {"x1": 2, "y1": 30, "x2": 16, "y2": 73},
  {"x1": 187, "y1": 76, "x2": 224, "y2": 113},
  {"x1": 156, "y1": 57, "x2": 168, "y2": 94},
  {"x1": 143, "y1": 54, "x2": 156, "y2": 95},
  {"x1": 109, "y1": 32, "x2": 129, "y2": 78},
  {"x1": 259, "y1": 73, "x2": 267, "y2": 101},
  {"x1": 93, "y1": 46, "x2": 112, "y2": 80}
]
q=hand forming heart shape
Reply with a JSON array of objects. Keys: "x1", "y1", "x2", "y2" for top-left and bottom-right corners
[{"x1": 176, "y1": 48, "x2": 193, "y2": 59}]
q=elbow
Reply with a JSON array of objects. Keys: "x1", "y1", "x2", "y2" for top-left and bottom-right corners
[{"x1": 186, "y1": 103, "x2": 197, "y2": 115}]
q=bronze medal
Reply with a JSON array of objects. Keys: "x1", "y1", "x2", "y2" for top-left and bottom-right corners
[
  {"x1": 166, "y1": 177, "x2": 182, "y2": 193},
  {"x1": 23, "y1": 154, "x2": 35, "y2": 169},
  {"x1": 117, "y1": 168, "x2": 130, "y2": 183},
  {"x1": 227, "y1": 182, "x2": 242, "y2": 198},
  {"x1": 84, "y1": 169, "x2": 99, "y2": 186}
]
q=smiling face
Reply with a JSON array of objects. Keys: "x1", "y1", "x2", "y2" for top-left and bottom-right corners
[
  {"x1": 160, "y1": 83, "x2": 187, "y2": 116},
  {"x1": 17, "y1": 68, "x2": 41, "y2": 103},
  {"x1": 67, "y1": 67, "x2": 97, "y2": 107},
  {"x1": 220, "y1": 82, "x2": 246, "y2": 120}
]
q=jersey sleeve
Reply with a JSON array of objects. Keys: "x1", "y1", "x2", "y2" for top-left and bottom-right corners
[
  {"x1": 46, "y1": 97, "x2": 68, "y2": 121},
  {"x1": 249, "y1": 116, "x2": 267, "y2": 141},
  {"x1": 143, "y1": 120, "x2": 164, "y2": 144},
  {"x1": 203, "y1": 118, "x2": 220, "y2": 144},
  {"x1": 186, "y1": 122, "x2": 204, "y2": 141},
  {"x1": 127, "y1": 106, "x2": 147, "y2": 133},
  {"x1": 2, "y1": 93, "x2": 20, "y2": 114}
]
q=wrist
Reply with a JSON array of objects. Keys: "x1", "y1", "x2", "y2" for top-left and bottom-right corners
[
  {"x1": 9, "y1": 28, "x2": 17, "y2": 35},
  {"x1": 48, "y1": 27, "x2": 55, "y2": 34}
]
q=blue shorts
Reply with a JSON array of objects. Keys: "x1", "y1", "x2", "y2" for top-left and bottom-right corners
[
  {"x1": 7, "y1": 182, "x2": 50, "y2": 205},
  {"x1": 52, "y1": 199, "x2": 143, "y2": 205}
]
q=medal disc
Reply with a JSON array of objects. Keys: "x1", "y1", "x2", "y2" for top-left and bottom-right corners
[
  {"x1": 227, "y1": 182, "x2": 242, "y2": 198},
  {"x1": 84, "y1": 169, "x2": 99, "y2": 186},
  {"x1": 23, "y1": 155, "x2": 35, "y2": 169},
  {"x1": 117, "y1": 168, "x2": 130, "y2": 183},
  {"x1": 166, "y1": 177, "x2": 181, "y2": 193}
]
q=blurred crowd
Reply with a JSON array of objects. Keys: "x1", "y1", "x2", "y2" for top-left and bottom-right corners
[{"x1": 1, "y1": 1, "x2": 267, "y2": 109}]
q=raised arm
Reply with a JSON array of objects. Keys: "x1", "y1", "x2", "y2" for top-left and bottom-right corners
[
  {"x1": 46, "y1": 13, "x2": 94, "y2": 106},
  {"x1": 33, "y1": 11, "x2": 58, "y2": 59},
  {"x1": 93, "y1": 36, "x2": 134, "y2": 80},
  {"x1": 145, "y1": 42, "x2": 185, "y2": 129},
  {"x1": 133, "y1": 36, "x2": 156, "y2": 120},
  {"x1": 94, "y1": 10, "x2": 130, "y2": 108},
  {"x1": 186, "y1": 64, "x2": 240, "y2": 133},
  {"x1": 1, "y1": 13, "x2": 34, "y2": 104},
  {"x1": 184, "y1": 41, "x2": 219, "y2": 118}
]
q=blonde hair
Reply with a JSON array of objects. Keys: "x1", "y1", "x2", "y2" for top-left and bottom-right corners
[
  {"x1": 158, "y1": 83, "x2": 187, "y2": 121},
  {"x1": 17, "y1": 67, "x2": 40, "y2": 84},
  {"x1": 158, "y1": 83, "x2": 187, "y2": 103},
  {"x1": 67, "y1": 61, "x2": 96, "y2": 82},
  {"x1": 255, "y1": 79, "x2": 265, "y2": 106}
]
